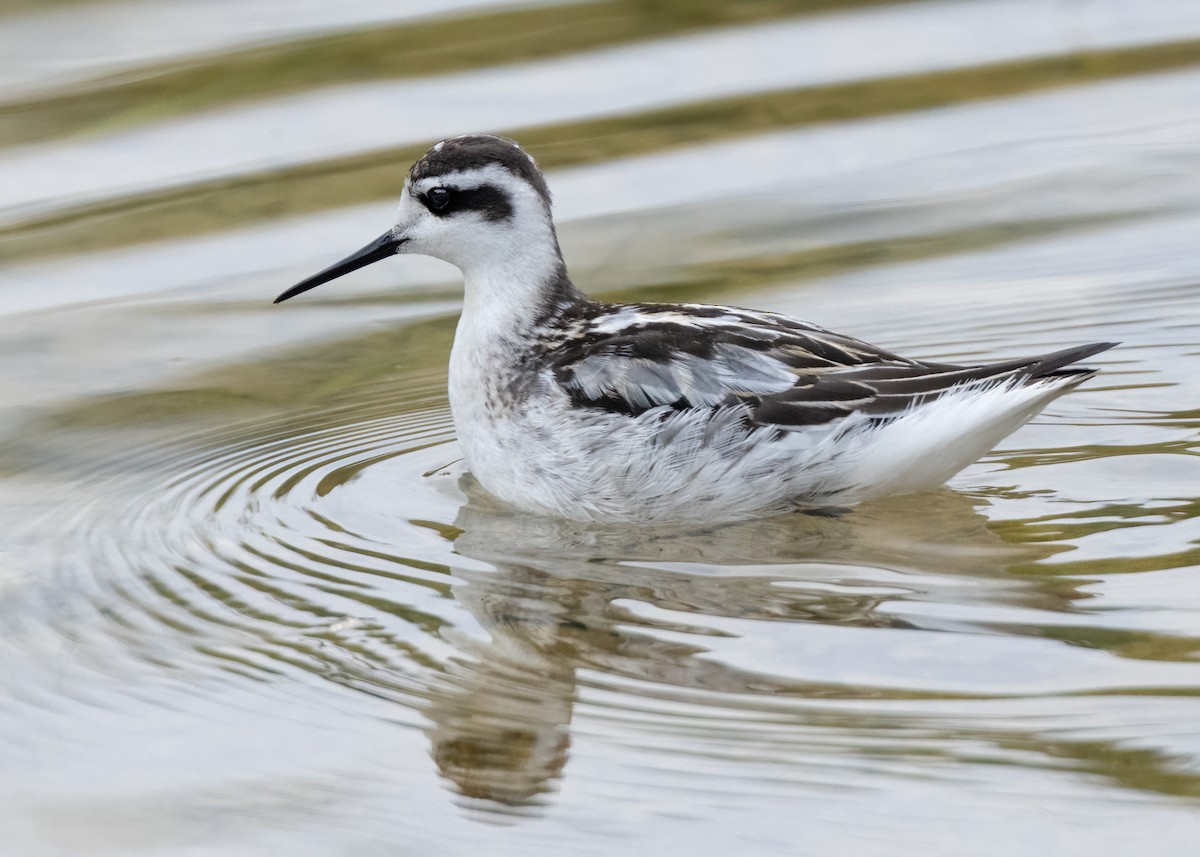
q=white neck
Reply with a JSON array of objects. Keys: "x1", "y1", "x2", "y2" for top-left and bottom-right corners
[
  {"x1": 454, "y1": 212, "x2": 581, "y2": 350},
  {"x1": 448, "y1": 226, "x2": 575, "y2": 425}
]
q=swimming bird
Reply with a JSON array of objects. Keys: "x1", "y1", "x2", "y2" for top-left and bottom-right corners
[{"x1": 275, "y1": 134, "x2": 1115, "y2": 523}]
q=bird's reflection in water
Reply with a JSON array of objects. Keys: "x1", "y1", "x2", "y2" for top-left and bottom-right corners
[
  {"x1": 424, "y1": 563, "x2": 578, "y2": 812},
  {"x1": 423, "y1": 484, "x2": 1055, "y2": 814}
]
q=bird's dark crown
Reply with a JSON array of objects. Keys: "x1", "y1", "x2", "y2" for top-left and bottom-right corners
[{"x1": 409, "y1": 135, "x2": 552, "y2": 209}]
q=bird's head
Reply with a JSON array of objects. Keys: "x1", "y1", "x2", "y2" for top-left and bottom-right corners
[{"x1": 275, "y1": 135, "x2": 563, "y2": 304}]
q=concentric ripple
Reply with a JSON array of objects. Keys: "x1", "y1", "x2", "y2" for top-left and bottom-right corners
[{"x1": 2, "y1": 369, "x2": 466, "y2": 715}]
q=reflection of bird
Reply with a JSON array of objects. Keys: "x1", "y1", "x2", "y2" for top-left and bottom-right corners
[
  {"x1": 276, "y1": 134, "x2": 1115, "y2": 523},
  {"x1": 424, "y1": 594, "x2": 575, "y2": 813},
  {"x1": 419, "y1": 489, "x2": 1059, "y2": 812}
]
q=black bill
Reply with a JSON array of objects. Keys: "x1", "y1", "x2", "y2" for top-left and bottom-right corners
[{"x1": 274, "y1": 231, "x2": 405, "y2": 304}]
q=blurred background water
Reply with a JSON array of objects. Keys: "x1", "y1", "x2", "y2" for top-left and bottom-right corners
[{"x1": 1, "y1": 0, "x2": 1199, "y2": 854}]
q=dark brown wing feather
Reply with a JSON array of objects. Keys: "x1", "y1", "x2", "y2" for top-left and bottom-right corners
[{"x1": 550, "y1": 304, "x2": 1116, "y2": 428}]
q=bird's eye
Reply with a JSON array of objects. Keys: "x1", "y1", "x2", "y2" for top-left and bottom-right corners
[{"x1": 427, "y1": 187, "x2": 451, "y2": 210}]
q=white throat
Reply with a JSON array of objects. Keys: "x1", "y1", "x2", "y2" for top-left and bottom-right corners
[{"x1": 458, "y1": 220, "x2": 570, "y2": 339}]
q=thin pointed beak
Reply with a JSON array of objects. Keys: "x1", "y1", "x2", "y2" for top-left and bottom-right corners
[{"x1": 274, "y1": 231, "x2": 406, "y2": 304}]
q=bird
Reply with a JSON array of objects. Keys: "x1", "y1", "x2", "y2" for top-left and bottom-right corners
[{"x1": 274, "y1": 134, "x2": 1115, "y2": 524}]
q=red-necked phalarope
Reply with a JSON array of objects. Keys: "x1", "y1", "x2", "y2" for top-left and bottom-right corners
[{"x1": 275, "y1": 134, "x2": 1115, "y2": 523}]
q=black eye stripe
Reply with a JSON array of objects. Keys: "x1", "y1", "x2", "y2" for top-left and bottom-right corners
[{"x1": 423, "y1": 184, "x2": 514, "y2": 222}]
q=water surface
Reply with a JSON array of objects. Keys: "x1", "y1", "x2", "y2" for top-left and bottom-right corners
[{"x1": 1, "y1": 1, "x2": 1199, "y2": 854}]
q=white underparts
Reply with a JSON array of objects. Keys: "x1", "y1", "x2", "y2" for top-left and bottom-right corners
[{"x1": 452, "y1": 368, "x2": 1084, "y2": 524}]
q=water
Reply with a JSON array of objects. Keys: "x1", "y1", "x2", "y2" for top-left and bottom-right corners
[{"x1": 1, "y1": 1, "x2": 1199, "y2": 854}]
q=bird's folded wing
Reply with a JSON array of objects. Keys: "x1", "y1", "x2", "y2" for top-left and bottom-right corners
[
  {"x1": 549, "y1": 309, "x2": 925, "y2": 425},
  {"x1": 548, "y1": 308, "x2": 1109, "y2": 429}
]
